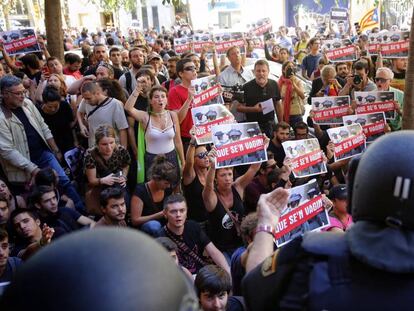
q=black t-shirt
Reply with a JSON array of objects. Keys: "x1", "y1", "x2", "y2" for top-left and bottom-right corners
[
  {"x1": 208, "y1": 186, "x2": 244, "y2": 252},
  {"x1": 134, "y1": 183, "x2": 172, "y2": 217},
  {"x1": 243, "y1": 79, "x2": 281, "y2": 125},
  {"x1": 12, "y1": 107, "x2": 48, "y2": 160},
  {"x1": 267, "y1": 140, "x2": 286, "y2": 168},
  {"x1": 158, "y1": 220, "x2": 211, "y2": 274},
  {"x1": 183, "y1": 174, "x2": 208, "y2": 222},
  {"x1": 40, "y1": 207, "x2": 81, "y2": 238},
  {"x1": 40, "y1": 100, "x2": 74, "y2": 153}
]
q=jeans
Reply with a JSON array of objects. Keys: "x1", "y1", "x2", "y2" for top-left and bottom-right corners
[
  {"x1": 33, "y1": 150, "x2": 85, "y2": 214},
  {"x1": 140, "y1": 220, "x2": 162, "y2": 237}
]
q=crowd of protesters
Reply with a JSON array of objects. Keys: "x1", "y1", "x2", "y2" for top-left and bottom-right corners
[{"x1": 0, "y1": 16, "x2": 408, "y2": 310}]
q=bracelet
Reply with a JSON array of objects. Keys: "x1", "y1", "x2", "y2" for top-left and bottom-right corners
[{"x1": 255, "y1": 224, "x2": 276, "y2": 237}]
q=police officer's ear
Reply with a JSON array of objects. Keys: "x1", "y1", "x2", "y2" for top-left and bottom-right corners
[{"x1": 346, "y1": 156, "x2": 361, "y2": 214}]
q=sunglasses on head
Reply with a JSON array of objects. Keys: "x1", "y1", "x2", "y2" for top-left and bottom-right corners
[
  {"x1": 374, "y1": 77, "x2": 389, "y2": 83},
  {"x1": 196, "y1": 151, "x2": 209, "y2": 159},
  {"x1": 183, "y1": 66, "x2": 196, "y2": 72}
]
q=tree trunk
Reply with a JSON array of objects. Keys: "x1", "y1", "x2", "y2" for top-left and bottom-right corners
[
  {"x1": 402, "y1": 6, "x2": 414, "y2": 129},
  {"x1": 3, "y1": 4, "x2": 11, "y2": 31},
  {"x1": 44, "y1": 0, "x2": 64, "y2": 60}
]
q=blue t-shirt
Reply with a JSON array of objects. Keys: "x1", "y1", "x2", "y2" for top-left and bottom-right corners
[
  {"x1": 230, "y1": 246, "x2": 246, "y2": 296},
  {"x1": 302, "y1": 54, "x2": 321, "y2": 78},
  {"x1": 0, "y1": 257, "x2": 22, "y2": 282}
]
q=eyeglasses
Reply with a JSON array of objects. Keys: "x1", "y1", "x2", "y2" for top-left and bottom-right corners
[
  {"x1": 374, "y1": 77, "x2": 390, "y2": 83},
  {"x1": 196, "y1": 151, "x2": 209, "y2": 159},
  {"x1": 183, "y1": 66, "x2": 196, "y2": 72},
  {"x1": 6, "y1": 90, "x2": 25, "y2": 96}
]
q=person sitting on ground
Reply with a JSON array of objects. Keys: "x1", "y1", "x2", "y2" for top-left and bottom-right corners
[
  {"x1": 323, "y1": 184, "x2": 353, "y2": 232},
  {"x1": 130, "y1": 155, "x2": 176, "y2": 237},
  {"x1": 158, "y1": 194, "x2": 230, "y2": 275},
  {"x1": 30, "y1": 185, "x2": 95, "y2": 238},
  {"x1": 84, "y1": 125, "x2": 130, "y2": 216},
  {"x1": 95, "y1": 187, "x2": 127, "y2": 227},
  {"x1": 195, "y1": 264, "x2": 245, "y2": 311},
  {"x1": 0, "y1": 229, "x2": 22, "y2": 282},
  {"x1": 10, "y1": 208, "x2": 54, "y2": 260}
]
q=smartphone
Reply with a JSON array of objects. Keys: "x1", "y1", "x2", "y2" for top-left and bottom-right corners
[
  {"x1": 42, "y1": 65, "x2": 50, "y2": 79},
  {"x1": 114, "y1": 171, "x2": 122, "y2": 178}
]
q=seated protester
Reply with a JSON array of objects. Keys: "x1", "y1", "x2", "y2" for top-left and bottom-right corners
[
  {"x1": 267, "y1": 122, "x2": 290, "y2": 168},
  {"x1": 293, "y1": 121, "x2": 314, "y2": 140},
  {"x1": 0, "y1": 194, "x2": 11, "y2": 234},
  {"x1": 231, "y1": 213, "x2": 258, "y2": 296},
  {"x1": 308, "y1": 64, "x2": 346, "y2": 105},
  {"x1": 84, "y1": 125, "x2": 130, "y2": 216},
  {"x1": 0, "y1": 229, "x2": 22, "y2": 283},
  {"x1": 0, "y1": 179, "x2": 26, "y2": 212},
  {"x1": 323, "y1": 184, "x2": 353, "y2": 232},
  {"x1": 10, "y1": 209, "x2": 54, "y2": 260},
  {"x1": 34, "y1": 167, "x2": 75, "y2": 209},
  {"x1": 30, "y1": 185, "x2": 95, "y2": 238},
  {"x1": 195, "y1": 265, "x2": 245, "y2": 311},
  {"x1": 155, "y1": 237, "x2": 193, "y2": 280},
  {"x1": 95, "y1": 187, "x2": 127, "y2": 227},
  {"x1": 339, "y1": 59, "x2": 377, "y2": 99},
  {"x1": 203, "y1": 147, "x2": 266, "y2": 261},
  {"x1": 40, "y1": 85, "x2": 75, "y2": 154},
  {"x1": 130, "y1": 155, "x2": 176, "y2": 237},
  {"x1": 63, "y1": 52, "x2": 83, "y2": 80},
  {"x1": 244, "y1": 152, "x2": 277, "y2": 214},
  {"x1": 158, "y1": 194, "x2": 230, "y2": 275},
  {"x1": 182, "y1": 135, "x2": 210, "y2": 223}
]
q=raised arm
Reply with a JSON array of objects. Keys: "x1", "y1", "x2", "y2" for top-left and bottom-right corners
[
  {"x1": 182, "y1": 129, "x2": 197, "y2": 185},
  {"x1": 171, "y1": 111, "x2": 185, "y2": 169},
  {"x1": 202, "y1": 150, "x2": 218, "y2": 213}
]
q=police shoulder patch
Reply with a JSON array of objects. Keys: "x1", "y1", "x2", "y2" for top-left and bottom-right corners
[{"x1": 261, "y1": 251, "x2": 278, "y2": 277}]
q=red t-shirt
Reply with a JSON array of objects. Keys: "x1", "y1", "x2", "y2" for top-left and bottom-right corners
[
  {"x1": 168, "y1": 84, "x2": 192, "y2": 138},
  {"x1": 63, "y1": 67, "x2": 83, "y2": 80}
]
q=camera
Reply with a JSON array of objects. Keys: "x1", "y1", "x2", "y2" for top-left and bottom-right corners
[
  {"x1": 263, "y1": 31, "x2": 273, "y2": 41},
  {"x1": 222, "y1": 84, "x2": 245, "y2": 103},
  {"x1": 353, "y1": 75, "x2": 362, "y2": 85},
  {"x1": 286, "y1": 67, "x2": 294, "y2": 78}
]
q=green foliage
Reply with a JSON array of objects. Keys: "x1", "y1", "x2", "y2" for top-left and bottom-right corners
[
  {"x1": 162, "y1": 0, "x2": 182, "y2": 7},
  {"x1": 90, "y1": 0, "x2": 136, "y2": 13}
]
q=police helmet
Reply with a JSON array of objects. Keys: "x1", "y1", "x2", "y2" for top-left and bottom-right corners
[
  {"x1": 351, "y1": 131, "x2": 414, "y2": 228},
  {"x1": 1, "y1": 228, "x2": 198, "y2": 311}
]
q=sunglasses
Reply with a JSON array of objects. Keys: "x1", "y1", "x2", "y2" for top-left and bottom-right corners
[
  {"x1": 183, "y1": 66, "x2": 196, "y2": 72},
  {"x1": 375, "y1": 77, "x2": 389, "y2": 83},
  {"x1": 196, "y1": 151, "x2": 209, "y2": 159}
]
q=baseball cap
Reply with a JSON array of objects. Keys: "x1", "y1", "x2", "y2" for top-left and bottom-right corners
[{"x1": 148, "y1": 52, "x2": 162, "y2": 62}]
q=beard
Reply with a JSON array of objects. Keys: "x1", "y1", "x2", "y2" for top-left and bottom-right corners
[
  {"x1": 132, "y1": 63, "x2": 142, "y2": 69},
  {"x1": 121, "y1": 61, "x2": 130, "y2": 67}
]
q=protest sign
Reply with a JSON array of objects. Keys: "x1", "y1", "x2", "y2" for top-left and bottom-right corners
[
  {"x1": 214, "y1": 32, "x2": 245, "y2": 56},
  {"x1": 343, "y1": 112, "x2": 386, "y2": 144},
  {"x1": 330, "y1": 7, "x2": 348, "y2": 22},
  {"x1": 275, "y1": 179, "x2": 330, "y2": 247},
  {"x1": 368, "y1": 33, "x2": 382, "y2": 55},
  {"x1": 212, "y1": 122, "x2": 267, "y2": 169},
  {"x1": 250, "y1": 17, "x2": 273, "y2": 36},
  {"x1": 327, "y1": 124, "x2": 366, "y2": 162},
  {"x1": 191, "y1": 104, "x2": 234, "y2": 145},
  {"x1": 379, "y1": 31, "x2": 410, "y2": 58},
  {"x1": 355, "y1": 91, "x2": 396, "y2": 120},
  {"x1": 260, "y1": 98, "x2": 274, "y2": 115},
  {"x1": 173, "y1": 37, "x2": 192, "y2": 54},
  {"x1": 311, "y1": 96, "x2": 350, "y2": 125},
  {"x1": 323, "y1": 39, "x2": 357, "y2": 62},
  {"x1": 0, "y1": 29, "x2": 41, "y2": 56},
  {"x1": 282, "y1": 139, "x2": 327, "y2": 178},
  {"x1": 193, "y1": 32, "x2": 213, "y2": 54},
  {"x1": 191, "y1": 75, "x2": 224, "y2": 107}
]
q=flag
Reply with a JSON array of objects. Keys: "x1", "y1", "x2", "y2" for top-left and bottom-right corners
[{"x1": 359, "y1": 7, "x2": 379, "y2": 32}]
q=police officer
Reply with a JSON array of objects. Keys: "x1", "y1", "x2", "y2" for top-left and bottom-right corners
[
  {"x1": 243, "y1": 131, "x2": 414, "y2": 311},
  {"x1": 1, "y1": 228, "x2": 198, "y2": 310}
]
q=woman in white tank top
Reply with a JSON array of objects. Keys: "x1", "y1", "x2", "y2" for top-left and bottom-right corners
[{"x1": 125, "y1": 84, "x2": 185, "y2": 182}]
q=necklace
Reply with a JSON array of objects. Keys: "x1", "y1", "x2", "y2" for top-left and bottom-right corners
[{"x1": 151, "y1": 111, "x2": 169, "y2": 130}]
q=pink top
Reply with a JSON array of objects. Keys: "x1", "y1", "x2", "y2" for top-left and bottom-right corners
[{"x1": 323, "y1": 214, "x2": 353, "y2": 232}]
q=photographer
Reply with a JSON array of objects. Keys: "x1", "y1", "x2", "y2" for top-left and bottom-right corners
[
  {"x1": 218, "y1": 46, "x2": 254, "y2": 123},
  {"x1": 278, "y1": 61, "x2": 305, "y2": 127},
  {"x1": 339, "y1": 60, "x2": 376, "y2": 99}
]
